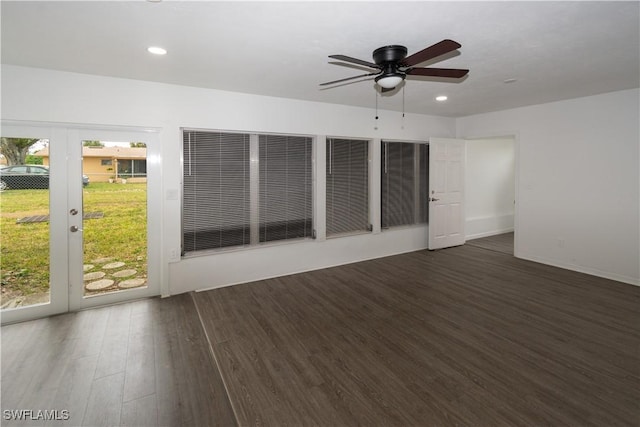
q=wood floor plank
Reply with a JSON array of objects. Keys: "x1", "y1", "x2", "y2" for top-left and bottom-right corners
[
  {"x1": 466, "y1": 231, "x2": 514, "y2": 254},
  {"x1": 176, "y1": 293, "x2": 237, "y2": 427},
  {"x1": 47, "y1": 354, "x2": 99, "y2": 427},
  {"x1": 123, "y1": 330, "x2": 156, "y2": 403},
  {"x1": 194, "y1": 237, "x2": 640, "y2": 426},
  {"x1": 94, "y1": 302, "x2": 132, "y2": 379},
  {"x1": 1, "y1": 295, "x2": 237, "y2": 427},
  {"x1": 82, "y1": 372, "x2": 125, "y2": 427},
  {"x1": 120, "y1": 394, "x2": 159, "y2": 427}
]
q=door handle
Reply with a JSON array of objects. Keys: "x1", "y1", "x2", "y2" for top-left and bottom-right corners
[
  {"x1": 430, "y1": 197, "x2": 440, "y2": 202},
  {"x1": 70, "y1": 225, "x2": 83, "y2": 232}
]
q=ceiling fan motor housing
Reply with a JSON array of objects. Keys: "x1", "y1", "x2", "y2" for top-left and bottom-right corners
[
  {"x1": 373, "y1": 45, "x2": 408, "y2": 87},
  {"x1": 372, "y1": 45, "x2": 408, "y2": 65}
]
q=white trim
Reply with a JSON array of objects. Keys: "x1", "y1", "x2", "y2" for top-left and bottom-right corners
[
  {"x1": 466, "y1": 228, "x2": 514, "y2": 241},
  {"x1": 465, "y1": 214, "x2": 515, "y2": 240},
  {"x1": 517, "y1": 252, "x2": 640, "y2": 287}
]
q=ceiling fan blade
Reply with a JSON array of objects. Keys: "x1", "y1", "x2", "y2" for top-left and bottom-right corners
[
  {"x1": 319, "y1": 72, "x2": 379, "y2": 86},
  {"x1": 328, "y1": 54, "x2": 379, "y2": 69},
  {"x1": 401, "y1": 39, "x2": 462, "y2": 67},
  {"x1": 406, "y1": 67, "x2": 469, "y2": 78}
]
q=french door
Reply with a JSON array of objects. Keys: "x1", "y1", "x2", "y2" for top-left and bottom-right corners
[{"x1": 1, "y1": 123, "x2": 160, "y2": 324}]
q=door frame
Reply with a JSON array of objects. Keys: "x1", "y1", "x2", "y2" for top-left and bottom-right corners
[
  {"x1": 1, "y1": 121, "x2": 162, "y2": 324},
  {"x1": 460, "y1": 132, "x2": 520, "y2": 257}
]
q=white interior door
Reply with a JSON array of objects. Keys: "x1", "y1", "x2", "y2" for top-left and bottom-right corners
[{"x1": 428, "y1": 137, "x2": 466, "y2": 250}]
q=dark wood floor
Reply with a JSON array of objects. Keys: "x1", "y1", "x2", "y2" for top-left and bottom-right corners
[
  {"x1": 194, "y1": 240, "x2": 639, "y2": 426},
  {"x1": 466, "y1": 231, "x2": 514, "y2": 255},
  {"x1": 1, "y1": 294, "x2": 236, "y2": 427},
  {"x1": 3, "y1": 235, "x2": 639, "y2": 426}
]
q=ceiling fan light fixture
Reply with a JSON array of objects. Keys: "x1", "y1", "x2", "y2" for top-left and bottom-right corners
[{"x1": 375, "y1": 74, "x2": 404, "y2": 89}]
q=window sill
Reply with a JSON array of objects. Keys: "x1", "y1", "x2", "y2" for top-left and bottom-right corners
[{"x1": 181, "y1": 236, "x2": 314, "y2": 259}]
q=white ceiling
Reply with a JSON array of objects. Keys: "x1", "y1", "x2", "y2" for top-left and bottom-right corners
[{"x1": 2, "y1": 1, "x2": 639, "y2": 117}]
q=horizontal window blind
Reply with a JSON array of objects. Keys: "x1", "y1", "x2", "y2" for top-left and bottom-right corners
[
  {"x1": 183, "y1": 131, "x2": 250, "y2": 253},
  {"x1": 183, "y1": 130, "x2": 313, "y2": 254},
  {"x1": 418, "y1": 144, "x2": 429, "y2": 224},
  {"x1": 381, "y1": 141, "x2": 428, "y2": 228},
  {"x1": 326, "y1": 138, "x2": 369, "y2": 236},
  {"x1": 259, "y1": 135, "x2": 313, "y2": 242}
]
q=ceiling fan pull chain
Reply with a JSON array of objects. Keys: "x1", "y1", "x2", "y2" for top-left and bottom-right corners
[
  {"x1": 402, "y1": 84, "x2": 405, "y2": 117},
  {"x1": 375, "y1": 90, "x2": 379, "y2": 121},
  {"x1": 402, "y1": 84, "x2": 406, "y2": 128}
]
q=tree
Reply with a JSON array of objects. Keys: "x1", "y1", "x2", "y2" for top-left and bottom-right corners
[
  {"x1": 130, "y1": 142, "x2": 146, "y2": 148},
  {"x1": 25, "y1": 154, "x2": 43, "y2": 165},
  {"x1": 0, "y1": 138, "x2": 40, "y2": 165},
  {"x1": 83, "y1": 140, "x2": 104, "y2": 147}
]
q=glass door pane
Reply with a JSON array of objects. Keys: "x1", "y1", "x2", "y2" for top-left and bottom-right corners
[
  {"x1": 0, "y1": 137, "x2": 52, "y2": 311},
  {"x1": 81, "y1": 141, "x2": 148, "y2": 298}
]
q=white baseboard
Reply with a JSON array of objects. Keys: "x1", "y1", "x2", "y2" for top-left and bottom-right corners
[
  {"x1": 466, "y1": 214, "x2": 514, "y2": 240},
  {"x1": 516, "y1": 252, "x2": 640, "y2": 287}
]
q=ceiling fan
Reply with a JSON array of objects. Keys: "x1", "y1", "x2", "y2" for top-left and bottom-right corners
[{"x1": 321, "y1": 39, "x2": 469, "y2": 92}]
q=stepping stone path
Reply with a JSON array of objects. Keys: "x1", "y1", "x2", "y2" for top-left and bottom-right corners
[
  {"x1": 103, "y1": 261, "x2": 125, "y2": 270},
  {"x1": 84, "y1": 271, "x2": 106, "y2": 281},
  {"x1": 119, "y1": 278, "x2": 146, "y2": 289},
  {"x1": 84, "y1": 259, "x2": 146, "y2": 293},
  {"x1": 112, "y1": 269, "x2": 136, "y2": 278},
  {"x1": 85, "y1": 279, "x2": 115, "y2": 291}
]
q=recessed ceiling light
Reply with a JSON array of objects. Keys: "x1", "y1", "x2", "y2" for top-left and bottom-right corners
[
  {"x1": 435, "y1": 95, "x2": 448, "y2": 102},
  {"x1": 147, "y1": 46, "x2": 167, "y2": 55}
]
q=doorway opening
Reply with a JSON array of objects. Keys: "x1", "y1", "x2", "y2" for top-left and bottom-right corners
[{"x1": 464, "y1": 135, "x2": 516, "y2": 254}]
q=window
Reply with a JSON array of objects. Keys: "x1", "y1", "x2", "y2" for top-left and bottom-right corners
[
  {"x1": 381, "y1": 141, "x2": 428, "y2": 228},
  {"x1": 259, "y1": 134, "x2": 313, "y2": 242},
  {"x1": 182, "y1": 130, "x2": 312, "y2": 254},
  {"x1": 326, "y1": 138, "x2": 369, "y2": 236},
  {"x1": 101, "y1": 159, "x2": 112, "y2": 166},
  {"x1": 118, "y1": 159, "x2": 147, "y2": 177},
  {"x1": 183, "y1": 131, "x2": 250, "y2": 252}
]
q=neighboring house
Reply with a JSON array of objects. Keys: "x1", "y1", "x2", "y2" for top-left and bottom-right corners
[{"x1": 34, "y1": 146, "x2": 147, "y2": 182}]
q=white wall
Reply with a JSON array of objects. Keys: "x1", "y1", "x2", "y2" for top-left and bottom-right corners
[
  {"x1": 4, "y1": 65, "x2": 636, "y2": 290},
  {"x1": 1, "y1": 65, "x2": 456, "y2": 295},
  {"x1": 458, "y1": 89, "x2": 640, "y2": 285},
  {"x1": 465, "y1": 136, "x2": 516, "y2": 239}
]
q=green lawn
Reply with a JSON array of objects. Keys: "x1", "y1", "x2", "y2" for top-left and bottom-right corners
[{"x1": 1, "y1": 183, "x2": 146, "y2": 298}]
